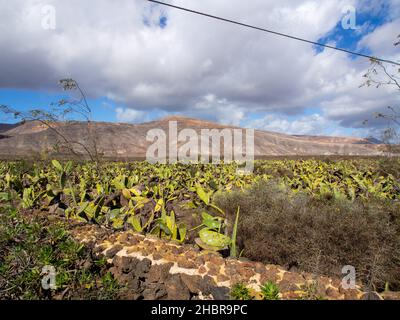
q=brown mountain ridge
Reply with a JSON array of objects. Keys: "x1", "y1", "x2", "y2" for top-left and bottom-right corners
[{"x1": 0, "y1": 116, "x2": 387, "y2": 160}]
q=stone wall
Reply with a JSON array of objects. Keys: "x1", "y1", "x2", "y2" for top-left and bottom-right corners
[{"x1": 70, "y1": 223, "x2": 375, "y2": 300}]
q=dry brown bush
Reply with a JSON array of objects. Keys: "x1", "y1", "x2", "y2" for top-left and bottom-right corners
[{"x1": 215, "y1": 181, "x2": 400, "y2": 291}]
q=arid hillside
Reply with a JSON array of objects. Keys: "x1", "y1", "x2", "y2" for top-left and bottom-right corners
[{"x1": 0, "y1": 116, "x2": 386, "y2": 159}]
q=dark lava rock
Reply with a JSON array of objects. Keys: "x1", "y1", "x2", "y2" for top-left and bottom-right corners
[
  {"x1": 105, "y1": 245, "x2": 123, "y2": 259},
  {"x1": 118, "y1": 233, "x2": 138, "y2": 245},
  {"x1": 180, "y1": 274, "x2": 204, "y2": 294},
  {"x1": 93, "y1": 244, "x2": 108, "y2": 255},
  {"x1": 143, "y1": 283, "x2": 168, "y2": 300},
  {"x1": 147, "y1": 263, "x2": 173, "y2": 283},
  {"x1": 277, "y1": 280, "x2": 301, "y2": 292},
  {"x1": 180, "y1": 274, "x2": 216, "y2": 296},
  {"x1": 165, "y1": 274, "x2": 191, "y2": 300},
  {"x1": 113, "y1": 256, "x2": 138, "y2": 274},
  {"x1": 135, "y1": 258, "x2": 152, "y2": 279},
  {"x1": 126, "y1": 277, "x2": 141, "y2": 291},
  {"x1": 210, "y1": 286, "x2": 230, "y2": 300}
]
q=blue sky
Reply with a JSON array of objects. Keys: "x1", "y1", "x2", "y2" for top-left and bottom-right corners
[
  {"x1": 316, "y1": 2, "x2": 391, "y2": 55},
  {"x1": 0, "y1": 89, "x2": 118, "y2": 123},
  {"x1": 0, "y1": 0, "x2": 399, "y2": 137}
]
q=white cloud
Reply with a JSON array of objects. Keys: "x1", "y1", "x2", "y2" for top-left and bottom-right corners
[
  {"x1": 248, "y1": 114, "x2": 336, "y2": 136},
  {"x1": 115, "y1": 108, "x2": 146, "y2": 123},
  {"x1": 0, "y1": 0, "x2": 398, "y2": 137},
  {"x1": 358, "y1": 19, "x2": 400, "y2": 59},
  {"x1": 190, "y1": 94, "x2": 245, "y2": 126}
]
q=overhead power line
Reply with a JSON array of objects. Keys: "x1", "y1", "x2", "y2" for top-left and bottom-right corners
[{"x1": 148, "y1": 0, "x2": 400, "y2": 66}]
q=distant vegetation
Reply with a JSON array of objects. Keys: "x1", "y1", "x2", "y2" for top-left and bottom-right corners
[
  {"x1": 0, "y1": 158, "x2": 399, "y2": 296},
  {"x1": 216, "y1": 180, "x2": 400, "y2": 292}
]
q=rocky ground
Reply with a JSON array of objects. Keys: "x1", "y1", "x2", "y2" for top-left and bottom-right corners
[
  {"x1": 3, "y1": 205, "x2": 399, "y2": 300},
  {"x1": 70, "y1": 222, "x2": 391, "y2": 300}
]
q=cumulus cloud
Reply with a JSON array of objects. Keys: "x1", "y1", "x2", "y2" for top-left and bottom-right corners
[
  {"x1": 115, "y1": 108, "x2": 146, "y2": 124},
  {"x1": 0, "y1": 0, "x2": 399, "y2": 137},
  {"x1": 189, "y1": 94, "x2": 245, "y2": 126},
  {"x1": 247, "y1": 114, "x2": 335, "y2": 136},
  {"x1": 358, "y1": 19, "x2": 400, "y2": 58}
]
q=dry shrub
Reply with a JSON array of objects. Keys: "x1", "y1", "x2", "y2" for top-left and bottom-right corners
[{"x1": 215, "y1": 181, "x2": 400, "y2": 291}]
